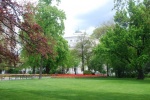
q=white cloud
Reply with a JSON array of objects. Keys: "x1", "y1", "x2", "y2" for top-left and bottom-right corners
[
  {"x1": 59, "y1": 0, "x2": 109, "y2": 16},
  {"x1": 59, "y1": 0, "x2": 112, "y2": 36},
  {"x1": 85, "y1": 26, "x2": 96, "y2": 34},
  {"x1": 19, "y1": 0, "x2": 114, "y2": 36}
]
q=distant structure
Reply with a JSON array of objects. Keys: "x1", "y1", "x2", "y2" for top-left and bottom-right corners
[
  {"x1": 64, "y1": 30, "x2": 103, "y2": 74},
  {"x1": 64, "y1": 30, "x2": 85, "y2": 49},
  {"x1": 63, "y1": 30, "x2": 86, "y2": 74}
]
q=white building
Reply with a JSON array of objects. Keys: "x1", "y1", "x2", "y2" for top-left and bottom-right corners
[
  {"x1": 64, "y1": 31, "x2": 89, "y2": 74},
  {"x1": 64, "y1": 30, "x2": 85, "y2": 49}
]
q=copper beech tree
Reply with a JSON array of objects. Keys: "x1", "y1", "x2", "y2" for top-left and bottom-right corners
[{"x1": 0, "y1": 0, "x2": 53, "y2": 71}]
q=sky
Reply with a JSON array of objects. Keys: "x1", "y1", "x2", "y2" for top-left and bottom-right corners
[
  {"x1": 58, "y1": 0, "x2": 115, "y2": 37},
  {"x1": 19, "y1": 0, "x2": 115, "y2": 36}
]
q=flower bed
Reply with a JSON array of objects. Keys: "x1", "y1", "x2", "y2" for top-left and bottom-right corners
[{"x1": 50, "y1": 74, "x2": 107, "y2": 78}]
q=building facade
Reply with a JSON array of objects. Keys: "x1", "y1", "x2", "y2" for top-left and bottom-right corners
[{"x1": 63, "y1": 31, "x2": 89, "y2": 74}]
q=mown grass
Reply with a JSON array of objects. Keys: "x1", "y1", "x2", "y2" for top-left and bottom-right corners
[{"x1": 0, "y1": 78, "x2": 150, "y2": 100}]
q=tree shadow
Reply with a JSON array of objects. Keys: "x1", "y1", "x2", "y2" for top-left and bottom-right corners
[{"x1": 0, "y1": 89, "x2": 149, "y2": 100}]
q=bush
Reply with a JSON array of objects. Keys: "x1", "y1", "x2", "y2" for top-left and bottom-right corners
[
  {"x1": 145, "y1": 73, "x2": 150, "y2": 78},
  {"x1": 28, "y1": 71, "x2": 32, "y2": 74},
  {"x1": 83, "y1": 70, "x2": 92, "y2": 75},
  {"x1": 101, "y1": 70, "x2": 106, "y2": 75},
  {"x1": 50, "y1": 69, "x2": 57, "y2": 74},
  {"x1": 124, "y1": 72, "x2": 137, "y2": 78},
  {"x1": 7, "y1": 68, "x2": 20, "y2": 74}
]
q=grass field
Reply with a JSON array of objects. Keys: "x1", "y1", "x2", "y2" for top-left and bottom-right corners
[{"x1": 0, "y1": 78, "x2": 150, "y2": 100}]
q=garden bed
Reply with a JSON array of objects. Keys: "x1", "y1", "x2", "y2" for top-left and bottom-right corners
[{"x1": 50, "y1": 74, "x2": 107, "y2": 78}]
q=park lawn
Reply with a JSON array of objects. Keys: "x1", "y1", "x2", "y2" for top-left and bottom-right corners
[{"x1": 0, "y1": 78, "x2": 150, "y2": 100}]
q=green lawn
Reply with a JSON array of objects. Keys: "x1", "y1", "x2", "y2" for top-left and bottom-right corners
[{"x1": 0, "y1": 78, "x2": 150, "y2": 100}]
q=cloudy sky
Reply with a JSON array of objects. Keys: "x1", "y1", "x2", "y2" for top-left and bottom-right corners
[{"x1": 58, "y1": 0, "x2": 115, "y2": 36}]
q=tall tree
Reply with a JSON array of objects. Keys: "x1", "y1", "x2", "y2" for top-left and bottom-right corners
[
  {"x1": 90, "y1": 21, "x2": 115, "y2": 76},
  {"x1": 114, "y1": 0, "x2": 150, "y2": 79},
  {"x1": 95, "y1": 0, "x2": 150, "y2": 79},
  {"x1": 20, "y1": 0, "x2": 67, "y2": 77},
  {"x1": 75, "y1": 33, "x2": 95, "y2": 71},
  {"x1": 91, "y1": 20, "x2": 115, "y2": 39},
  {"x1": 36, "y1": 0, "x2": 67, "y2": 74},
  {"x1": 0, "y1": 0, "x2": 52, "y2": 72},
  {"x1": 66, "y1": 49, "x2": 80, "y2": 74}
]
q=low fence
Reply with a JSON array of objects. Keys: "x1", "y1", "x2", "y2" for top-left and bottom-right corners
[{"x1": 0, "y1": 74, "x2": 50, "y2": 80}]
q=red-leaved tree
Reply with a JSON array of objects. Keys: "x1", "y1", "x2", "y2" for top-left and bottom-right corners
[{"x1": 0, "y1": 0, "x2": 53, "y2": 71}]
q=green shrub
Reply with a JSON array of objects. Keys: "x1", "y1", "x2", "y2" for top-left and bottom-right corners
[
  {"x1": 28, "y1": 71, "x2": 32, "y2": 74},
  {"x1": 7, "y1": 68, "x2": 20, "y2": 74},
  {"x1": 50, "y1": 69, "x2": 57, "y2": 74},
  {"x1": 83, "y1": 70, "x2": 92, "y2": 75},
  {"x1": 101, "y1": 70, "x2": 106, "y2": 74},
  {"x1": 145, "y1": 73, "x2": 150, "y2": 78}
]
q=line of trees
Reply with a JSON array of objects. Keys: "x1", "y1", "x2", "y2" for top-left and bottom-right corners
[{"x1": 90, "y1": 0, "x2": 150, "y2": 79}]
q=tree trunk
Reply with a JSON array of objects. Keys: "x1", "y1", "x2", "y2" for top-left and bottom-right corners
[
  {"x1": 46, "y1": 65, "x2": 50, "y2": 74},
  {"x1": 39, "y1": 57, "x2": 43, "y2": 79},
  {"x1": 137, "y1": 68, "x2": 144, "y2": 80},
  {"x1": 39, "y1": 65, "x2": 43, "y2": 79},
  {"x1": 0, "y1": 69, "x2": 2, "y2": 74},
  {"x1": 81, "y1": 44, "x2": 84, "y2": 71},
  {"x1": 118, "y1": 69, "x2": 122, "y2": 78},
  {"x1": 115, "y1": 70, "x2": 118, "y2": 77},
  {"x1": 106, "y1": 63, "x2": 109, "y2": 77},
  {"x1": 74, "y1": 67, "x2": 77, "y2": 75},
  {"x1": 136, "y1": 50, "x2": 144, "y2": 79},
  {"x1": 32, "y1": 66, "x2": 35, "y2": 74}
]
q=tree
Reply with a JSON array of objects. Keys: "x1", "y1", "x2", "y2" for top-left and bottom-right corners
[
  {"x1": 20, "y1": 49, "x2": 42, "y2": 74},
  {"x1": 90, "y1": 21, "x2": 115, "y2": 76},
  {"x1": 114, "y1": 0, "x2": 150, "y2": 79},
  {"x1": 88, "y1": 54, "x2": 103, "y2": 73},
  {"x1": 54, "y1": 36, "x2": 69, "y2": 74},
  {"x1": 100, "y1": 27, "x2": 132, "y2": 77},
  {"x1": 91, "y1": 20, "x2": 115, "y2": 39},
  {"x1": 75, "y1": 33, "x2": 95, "y2": 71},
  {"x1": 36, "y1": 0, "x2": 66, "y2": 36},
  {"x1": 20, "y1": 0, "x2": 67, "y2": 77},
  {"x1": 19, "y1": 2, "x2": 56, "y2": 79},
  {"x1": 66, "y1": 49, "x2": 80, "y2": 74},
  {"x1": 94, "y1": 0, "x2": 150, "y2": 79},
  {"x1": 0, "y1": 0, "x2": 52, "y2": 73},
  {"x1": 35, "y1": 0, "x2": 67, "y2": 75}
]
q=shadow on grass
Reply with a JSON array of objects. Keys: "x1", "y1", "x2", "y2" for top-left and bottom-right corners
[
  {"x1": 75, "y1": 77, "x2": 150, "y2": 84},
  {"x1": 0, "y1": 78, "x2": 150, "y2": 100},
  {"x1": 0, "y1": 89, "x2": 149, "y2": 100}
]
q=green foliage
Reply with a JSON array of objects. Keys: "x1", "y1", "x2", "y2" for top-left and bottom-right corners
[
  {"x1": 20, "y1": 49, "x2": 41, "y2": 70},
  {"x1": 55, "y1": 36, "x2": 69, "y2": 66},
  {"x1": 35, "y1": 0, "x2": 67, "y2": 74},
  {"x1": 91, "y1": 21, "x2": 115, "y2": 39},
  {"x1": 20, "y1": 0, "x2": 68, "y2": 75},
  {"x1": 66, "y1": 49, "x2": 80, "y2": 68},
  {"x1": 36, "y1": 0, "x2": 66, "y2": 36},
  {"x1": 83, "y1": 70, "x2": 92, "y2": 75},
  {"x1": 49, "y1": 68, "x2": 57, "y2": 74},
  {"x1": 88, "y1": 54, "x2": 103, "y2": 72},
  {"x1": 93, "y1": 0, "x2": 150, "y2": 79},
  {"x1": 145, "y1": 73, "x2": 150, "y2": 78},
  {"x1": 74, "y1": 33, "x2": 95, "y2": 71},
  {"x1": 7, "y1": 68, "x2": 20, "y2": 74},
  {"x1": 101, "y1": 70, "x2": 106, "y2": 74}
]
